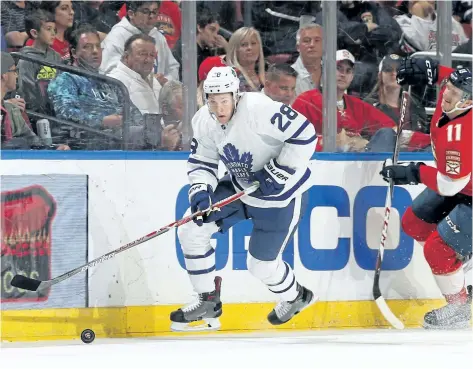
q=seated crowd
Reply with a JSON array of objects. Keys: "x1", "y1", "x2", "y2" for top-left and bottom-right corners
[{"x1": 1, "y1": 1, "x2": 471, "y2": 152}]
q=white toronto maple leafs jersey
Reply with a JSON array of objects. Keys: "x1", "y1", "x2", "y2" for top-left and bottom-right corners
[{"x1": 187, "y1": 92, "x2": 317, "y2": 208}]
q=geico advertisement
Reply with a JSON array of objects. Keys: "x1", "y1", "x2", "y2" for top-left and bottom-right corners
[{"x1": 174, "y1": 183, "x2": 416, "y2": 272}]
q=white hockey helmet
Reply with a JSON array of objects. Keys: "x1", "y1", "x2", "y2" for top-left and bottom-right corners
[{"x1": 203, "y1": 66, "x2": 240, "y2": 96}]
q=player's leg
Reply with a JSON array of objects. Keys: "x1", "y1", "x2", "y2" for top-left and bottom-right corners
[
  {"x1": 171, "y1": 178, "x2": 248, "y2": 331},
  {"x1": 422, "y1": 202, "x2": 472, "y2": 329},
  {"x1": 402, "y1": 188, "x2": 457, "y2": 245},
  {"x1": 246, "y1": 193, "x2": 315, "y2": 325}
]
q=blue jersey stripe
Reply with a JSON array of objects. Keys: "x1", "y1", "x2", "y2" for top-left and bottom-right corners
[
  {"x1": 285, "y1": 134, "x2": 317, "y2": 145},
  {"x1": 231, "y1": 175, "x2": 245, "y2": 191},
  {"x1": 184, "y1": 248, "x2": 215, "y2": 259},
  {"x1": 187, "y1": 265, "x2": 216, "y2": 275},
  {"x1": 289, "y1": 119, "x2": 311, "y2": 139},
  {"x1": 273, "y1": 158, "x2": 296, "y2": 175},
  {"x1": 187, "y1": 167, "x2": 218, "y2": 179},
  {"x1": 188, "y1": 157, "x2": 219, "y2": 169}
]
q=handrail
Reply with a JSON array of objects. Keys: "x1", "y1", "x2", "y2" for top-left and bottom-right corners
[
  {"x1": 411, "y1": 52, "x2": 473, "y2": 63},
  {"x1": 11, "y1": 52, "x2": 132, "y2": 149}
]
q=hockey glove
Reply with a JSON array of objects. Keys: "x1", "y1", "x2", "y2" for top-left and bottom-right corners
[
  {"x1": 396, "y1": 57, "x2": 438, "y2": 87},
  {"x1": 189, "y1": 183, "x2": 215, "y2": 226},
  {"x1": 380, "y1": 159, "x2": 425, "y2": 185},
  {"x1": 250, "y1": 159, "x2": 293, "y2": 197}
]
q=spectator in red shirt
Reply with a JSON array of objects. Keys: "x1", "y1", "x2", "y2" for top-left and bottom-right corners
[
  {"x1": 155, "y1": 0, "x2": 181, "y2": 51},
  {"x1": 25, "y1": 1, "x2": 75, "y2": 62},
  {"x1": 293, "y1": 49, "x2": 395, "y2": 152}
]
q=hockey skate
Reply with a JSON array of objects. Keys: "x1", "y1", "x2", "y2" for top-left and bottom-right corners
[
  {"x1": 423, "y1": 302, "x2": 472, "y2": 330},
  {"x1": 267, "y1": 284, "x2": 317, "y2": 325},
  {"x1": 170, "y1": 276, "x2": 222, "y2": 332}
]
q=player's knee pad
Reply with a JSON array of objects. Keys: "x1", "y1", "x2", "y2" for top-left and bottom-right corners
[
  {"x1": 424, "y1": 230, "x2": 463, "y2": 275},
  {"x1": 402, "y1": 206, "x2": 437, "y2": 242},
  {"x1": 177, "y1": 218, "x2": 218, "y2": 255},
  {"x1": 247, "y1": 254, "x2": 284, "y2": 285}
]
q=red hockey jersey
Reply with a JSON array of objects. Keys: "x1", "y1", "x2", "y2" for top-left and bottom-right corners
[{"x1": 426, "y1": 66, "x2": 472, "y2": 196}]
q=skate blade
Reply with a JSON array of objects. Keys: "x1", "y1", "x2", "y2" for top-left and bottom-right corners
[
  {"x1": 423, "y1": 321, "x2": 472, "y2": 330},
  {"x1": 275, "y1": 294, "x2": 320, "y2": 326},
  {"x1": 171, "y1": 318, "x2": 221, "y2": 332}
]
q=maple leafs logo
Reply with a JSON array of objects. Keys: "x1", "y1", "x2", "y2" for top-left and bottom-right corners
[{"x1": 220, "y1": 143, "x2": 253, "y2": 182}]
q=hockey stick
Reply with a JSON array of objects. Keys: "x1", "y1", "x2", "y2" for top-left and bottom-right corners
[
  {"x1": 372, "y1": 86, "x2": 412, "y2": 330},
  {"x1": 10, "y1": 183, "x2": 259, "y2": 292}
]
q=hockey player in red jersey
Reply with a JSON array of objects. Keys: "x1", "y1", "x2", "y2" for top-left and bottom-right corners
[{"x1": 381, "y1": 57, "x2": 472, "y2": 329}]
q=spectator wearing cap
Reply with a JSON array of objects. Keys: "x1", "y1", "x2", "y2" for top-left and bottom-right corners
[
  {"x1": 263, "y1": 64, "x2": 298, "y2": 106},
  {"x1": 364, "y1": 54, "x2": 431, "y2": 152},
  {"x1": 1, "y1": 51, "x2": 69, "y2": 150},
  {"x1": 101, "y1": 1, "x2": 179, "y2": 85},
  {"x1": 291, "y1": 24, "x2": 323, "y2": 97},
  {"x1": 107, "y1": 34, "x2": 162, "y2": 115},
  {"x1": 293, "y1": 49, "x2": 395, "y2": 152}
]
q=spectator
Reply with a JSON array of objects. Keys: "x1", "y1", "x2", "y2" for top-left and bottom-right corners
[
  {"x1": 453, "y1": 40, "x2": 472, "y2": 70},
  {"x1": 292, "y1": 50, "x2": 395, "y2": 152},
  {"x1": 226, "y1": 27, "x2": 265, "y2": 92},
  {"x1": 1, "y1": 1, "x2": 28, "y2": 48},
  {"x1": 263, "y1": 64, "x2": 298, "y2": 106},
  {"x1": 24, "y1": 1, "x2": 75, "y2": 61},
  {"x1": 453, "y1": 0, "x2": 472, "y2": 38},
  {"x1": 291, "y1": 24, "x2": 323, "y2": 96},
  {"x1": 157, "y1": 80, "x2": 187, "y2": 151},
  {"x1": 251, "y1": 1, "x2": 321, "y2": 58},
  {"x1": 396, "y1": 1, "x2": 468, "y2": 53},
  {"x1": 101, "y1": 1, "x2": 179, "y2": 85},
  {"x1": 365, "y1": 54, "x2": 432, "y2": 151},
  {"x1": 196, "y1": 27, "x2": 265, "y2": 93},
  {"x1": 47, "y1": 25, "x2": 143, "y2": 149},
  {"x1": 1, "y1": 51, "x2": 69, "y2": 150},
  {"x1": 155, "y1": 0, "x2": 182, "y2": 51},
  {"x1": 18, "y1": 9, "x2": 62, "y2": 115},
  {"x1": 72, "y1": 1, "x2": 119, "y2": 41},
  {"x1": 173, "y1": 7, "x2": 227, "y2": 79},
  {"x1": 198, "y1": 54, "x2": 227, "y2": 83},
  {"x1": 107, "y1": 34, "x2": 162, "y2": 114},
  {"x1": 338, "y1": 0, "x2": 402, "y2": 63}
]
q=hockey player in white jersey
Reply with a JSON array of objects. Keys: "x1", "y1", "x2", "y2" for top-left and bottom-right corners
[{"x1": 170, "y1": 66, "x2": 317, "y2": 331}]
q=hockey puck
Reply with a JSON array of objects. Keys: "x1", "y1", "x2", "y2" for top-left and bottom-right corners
[{"x1": 80, "y1": 329, "x2": 95, "y2": 344}]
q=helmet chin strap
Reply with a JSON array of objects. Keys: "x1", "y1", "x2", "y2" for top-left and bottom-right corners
[{"x1": 442, "y1": 98, "x2": 473, "y2": 115}]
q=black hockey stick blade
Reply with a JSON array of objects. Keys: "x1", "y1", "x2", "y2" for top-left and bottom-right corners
[{"x1": 11, "y1": 274, "x2": 42, "y2": 291}]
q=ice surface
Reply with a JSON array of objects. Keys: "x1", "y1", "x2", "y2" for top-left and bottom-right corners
[{"x1": 2, "y1": 329, "x2": 472, "y2": 369}]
